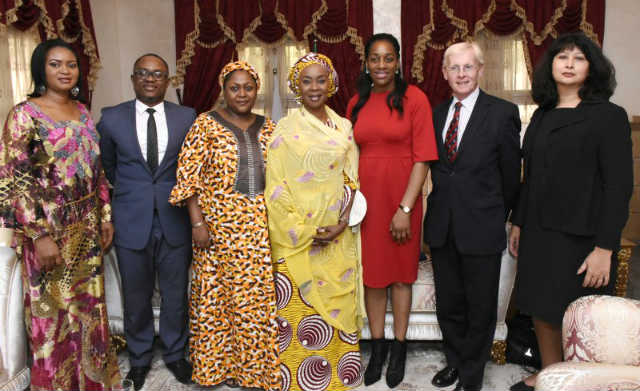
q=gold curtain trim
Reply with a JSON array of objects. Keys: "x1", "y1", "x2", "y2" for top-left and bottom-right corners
[
  {"x1": 313, "y1": 26, "x2": 365, "y2": 60},
  {"x1": 215, "y1": 0, "x2": 236, "y2": 42},
  {"x1": 56, "y1": 0, "x2": 102, "y2": 91},
  {"x1": 411, "y1": 0, "x2": 598, "y2": 83},
  {"x1": 441, "y1": 0, "x2": 469, "y2": 35},
  {"x1": 472, "y1": 0, "x2": 497, "y2": 35},
  {"x1": 511, "y1": 0, "x2": 567, "y2": 46},
  {"x1": 173, "y1": 0, "x2": 230, "y2": 86},
  {"x1": 214, "y1": 0, "x2": 263, "y2": 43},
  {"x1": 412, "y1": 0, "x2": 466, "y2": 82},
  {"x1": 579, "y1": 0, "x2": 599, "y2": 45},
  {"x1": 302, "y1": 0, "x2": 328, "y2": 40},
  {"x1": 3, "y1": 0, "x2": 56, "y2": 38}
]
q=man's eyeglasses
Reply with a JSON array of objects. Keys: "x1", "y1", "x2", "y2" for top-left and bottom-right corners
[
  {"x1": 446, "y1": 64, "x2": 476, "y2": 74},
  {"x1": 133, "y1": 69, "x2": 168, "y2": 80}
]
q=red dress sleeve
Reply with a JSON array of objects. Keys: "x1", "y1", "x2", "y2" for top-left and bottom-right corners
[{"x1": 407, "y1": 86, "x2": 438, "y2": 163}]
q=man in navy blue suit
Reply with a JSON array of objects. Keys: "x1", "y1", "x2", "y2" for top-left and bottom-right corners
[{"x1": 97, "y1": 53, "x2": 196, "y2": 391}]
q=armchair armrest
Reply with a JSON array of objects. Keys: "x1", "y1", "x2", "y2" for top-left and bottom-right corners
[{"x1": 535, "y1": 362, "x2": 640, "y2": 391}]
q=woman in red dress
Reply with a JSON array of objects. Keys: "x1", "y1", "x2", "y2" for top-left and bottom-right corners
[{"x1": 346, "y1": 33, "x2": 438, "y2": 388}]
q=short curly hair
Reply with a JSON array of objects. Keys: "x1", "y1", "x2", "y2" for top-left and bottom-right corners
[{"x1": 531, "y1": 32, "x2": 616, "y2": 109}]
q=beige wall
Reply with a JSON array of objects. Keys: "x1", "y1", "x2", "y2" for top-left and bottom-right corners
[
  {"x1": 89, "y1": 0, "x2": 177, "y2": 120},
  {"x1": 90, "y1": 0, "x2": 640, "y2": 119},
  {"x1": 604, "y1": 0, "x2": 640, "y2": 119}
]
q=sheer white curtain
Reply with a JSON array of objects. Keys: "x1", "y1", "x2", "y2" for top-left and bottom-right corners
[
  {"x1": 0, "y1": 26, "x2": 40, "y2": 121},
  {"x1": 231, "y1": 35, "x2": 307, "y2": 121},
  {"x1": 476, "y1": 29, "x2": 536, "y2": 131}
]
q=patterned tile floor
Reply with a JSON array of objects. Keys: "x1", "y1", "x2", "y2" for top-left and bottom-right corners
[
  {"x1": 118, "y1": 341, "x2": 531, "y2": 391},
  {"x1": 118, "y1": 247, "x2": 640, "y2": 391}
]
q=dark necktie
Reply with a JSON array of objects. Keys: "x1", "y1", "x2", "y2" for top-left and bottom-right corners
[
  {"x1": 146, "y1": 108, "x2": 158, "y2": 173},
  {"x1": 444, "y1": 102, "x2": 462, "y2": 162}
]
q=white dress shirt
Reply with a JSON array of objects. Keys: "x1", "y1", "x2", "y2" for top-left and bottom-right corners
[
  {"x1": 441, "y1": 87, "x2": 480, "y2": 144},
  {"x1": 135, "y1": 99, "x2": 169, "y2": 164}
]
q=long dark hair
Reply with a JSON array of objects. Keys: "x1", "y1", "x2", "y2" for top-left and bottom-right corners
[
  {"x1": 531, "y1": 32, "x2": 616, "y2": 109},
  {"x1": 28, "y1": 38, "x2": 84, "y2": 101},
  {"x1": 350, "y1": 33, "x2": 408, "y2": 124}
]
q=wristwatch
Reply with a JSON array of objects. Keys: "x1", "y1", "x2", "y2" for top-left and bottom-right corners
[{"x1": 398, "y1": 204, "x2": 411, "y2": 214}]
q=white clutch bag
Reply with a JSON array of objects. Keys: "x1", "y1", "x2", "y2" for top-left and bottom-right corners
[{"x1": 348, "y1": 190, "x2": 367, "y2": 227}]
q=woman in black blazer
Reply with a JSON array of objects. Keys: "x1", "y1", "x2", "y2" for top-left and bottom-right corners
[{"x1": 508, "y1": 33, "x2": 633, "y2": 391}]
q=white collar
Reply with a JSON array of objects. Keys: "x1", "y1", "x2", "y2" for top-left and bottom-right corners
[
  {"x1": 135, "y1": 99, "x2": 165, "y2": 115},
  {"x1": 451, "y1": 87, "x2": 480, "y2": 110}
]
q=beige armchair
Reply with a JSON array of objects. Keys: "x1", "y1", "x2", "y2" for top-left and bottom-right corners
[
  {"x1": 0, "y1": 228, "x2": 30, "y2": 391},
  {"x1": 535, "y1": 295, "x2": 640, "y2": 391}
]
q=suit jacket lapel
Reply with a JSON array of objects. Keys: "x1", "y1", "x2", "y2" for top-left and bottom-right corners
[
  {"x1": 126, "y1": 100, "x2": 152, "y2": 176},
  {"x1": 156, "y1": 101, "x2": 178, "y2": 177},
  {"x1": 434, "y1": 98, "x2": 451, "y2": 166},
  {"x1": 456, "y1": 90, "x2": 490, "y2": 160}
]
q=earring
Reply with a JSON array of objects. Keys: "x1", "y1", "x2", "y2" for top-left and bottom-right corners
[
  {"x1": 365, "y1": 66, "x2": 369, "y2": 74},
  {"x1": 70, "y1": 86, "x2": 80, "y2": 98},
  {"x1": 395, "y1": 69, "x2": 400, "y2": 75},
  {"x1": 36, "y1": 84, "x2": 46, "y2": 95}
]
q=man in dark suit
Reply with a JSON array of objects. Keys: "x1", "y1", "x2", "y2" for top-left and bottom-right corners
[
  {"x1": 97, "y1": 53, "x2": 196, "y2": 391},
  {"x1": 424, "y1": 42, "x2": 521, "y2": 391}
]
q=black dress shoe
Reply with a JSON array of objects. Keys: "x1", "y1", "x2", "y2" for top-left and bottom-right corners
[
  {"x1": 453, "y1": 381, "x2": 464, "y2": 391},
  {"x1": 431, "y1": 366, "x2": 458, "y2": 388},
  {"x1": 385, "y1": 339, "x2": 407, "y2": 388},
  {"x1": 166, "y1": 358, "x2": 193, "y2": 384},
  {"x1": 126, "y1": 366, "x2": 150, "y2": 391},
  {"x1": 510, "y1": 380, "x2": 535, "y2": 391},
  {"x1": 364, "y1": 338, "x2": 388, "y2": 385}
]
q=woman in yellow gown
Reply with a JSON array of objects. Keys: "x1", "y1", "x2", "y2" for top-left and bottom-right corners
[{"x1": 265, "y1": 53, "x2": 365, "y2": 391}]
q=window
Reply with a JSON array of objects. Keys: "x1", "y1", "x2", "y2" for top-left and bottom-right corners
[
  {"x1": 220, "y1": 35, "x2": 307, "y2": 121},
  {"x1": 476, "y1": 30, "x2": 537, "y2": 133},
  {"x1": 0, "y1": 26, "x2": 40, "y2": 121}
]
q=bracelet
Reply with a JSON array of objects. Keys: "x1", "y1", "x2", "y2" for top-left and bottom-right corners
[{"x1": 192, "y1": 221, "x2": 205, "y2": 228}]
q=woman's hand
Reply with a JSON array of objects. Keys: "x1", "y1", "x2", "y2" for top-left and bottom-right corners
[
  {"x1": 312, "y1": 222, "x2": 347, "y2": 247},
  {"x1": 390, "y1": 209, "x2": 411, "y2": 244},
  {"x1": 100, "y1": 222, "x2": 114, "y2": 250},
  {"x1": 577, "y1": 247, "x2": 612, "y2": 288},
  {"x1": 508, "y1": 224, "x2": 521, "y2": 258},
  {"x1": 192, "y1": 224, "x2": 211, "y2": 249},
  {"x1": 33, "y1": 235, "x2": 63, "y2": 271}
]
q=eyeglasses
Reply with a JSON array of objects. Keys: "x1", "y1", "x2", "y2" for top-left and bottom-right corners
[
  {"x1": 446, "y1": 64, "x2": 476, "y2": 74},
  {"x1": 133, "y1": 69, "x2": 168, "y2": 80}
]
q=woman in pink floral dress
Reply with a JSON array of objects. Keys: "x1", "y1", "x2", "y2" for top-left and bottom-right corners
[{"x1": 0, "y1": 39, "x2": 121, "y2": 390}]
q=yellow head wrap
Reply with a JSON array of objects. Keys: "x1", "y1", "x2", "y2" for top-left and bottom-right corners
[{"x1": 287, "y1": 52, "x2": 339, "y2": 98}]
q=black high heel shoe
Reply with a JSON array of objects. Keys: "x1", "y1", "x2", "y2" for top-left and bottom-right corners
[
  {"x1": 364, "y1": 338, "x2": 388, "y2": 385},
  {"x1": 386, "y1": 339, "x2": 407, "y2": 388}
]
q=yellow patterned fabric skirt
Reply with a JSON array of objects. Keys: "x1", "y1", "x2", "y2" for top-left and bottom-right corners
[{"x1": 275, "y1": 258, "x2": 362, "y2": 391}]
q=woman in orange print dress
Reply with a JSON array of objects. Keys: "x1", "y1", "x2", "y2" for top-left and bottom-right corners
[{"x1": 169, "y1": 61, "x2": 280, "y2": 390}]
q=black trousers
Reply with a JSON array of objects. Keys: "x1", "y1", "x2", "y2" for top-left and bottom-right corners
[{"x1": 431, "y1": 231, "x2": 502, "y2": 387}]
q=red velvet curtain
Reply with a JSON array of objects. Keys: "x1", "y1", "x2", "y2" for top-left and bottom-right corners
[
  {"x1": 174, "y1": 0, "x2": 373, "y2": 115},
  {"x1": 0, "y1": 0, "x2": 101, "y2": 106},
  {"x1": 401, "y1": 0, "x2": 605, "y2": 106}
]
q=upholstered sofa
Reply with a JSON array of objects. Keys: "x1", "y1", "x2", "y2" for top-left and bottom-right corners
[
  {"x1": 0, "y1": 228, "x2": 30, "y2": 391},
  {"x1": 535, "y1": 295, "x2": 640, "y2": 391},
  {"x1": 358, "y1": 245, "x2": 517, "y2": 363},
  {"x1": 103, "y1": 226, "x2": 518, "y2": 363}
]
